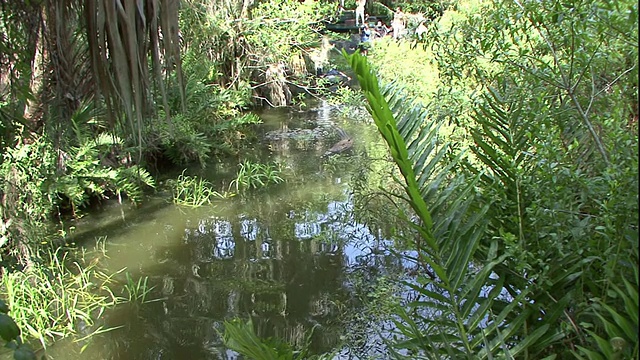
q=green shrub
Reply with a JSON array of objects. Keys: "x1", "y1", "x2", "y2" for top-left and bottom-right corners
[
  {"x1": 346, "y1": 10, "x2": 639, "y2": 351},
  {"x1": 155, "y1": 65, "x2": 262, "y2": 166},
  {"x1": 48, "y1": 133, "x2": 155, "y2": 211}
]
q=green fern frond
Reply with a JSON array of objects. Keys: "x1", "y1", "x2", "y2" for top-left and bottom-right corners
[
  {"x1": 346, "y1": 51, "x2": 438, "y2": 255},
  {"x1": 92, "y1": 133, "x2": 122, "y2": 148},
  {"x1": 115, "y1": 166, "x2": 155, "y2": 204},
  {"x1": 349, "y1": 51, "x2": 522, "y2": 359}
]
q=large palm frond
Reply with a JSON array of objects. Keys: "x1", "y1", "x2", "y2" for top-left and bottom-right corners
[{"x1": 347, "y1": 52, "x2": 575, "y2": 358}]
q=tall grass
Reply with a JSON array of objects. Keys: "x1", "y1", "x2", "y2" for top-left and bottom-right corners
[
  {"x1": 0, "y1": 238, "x2": 161, "y2": 352},
  {"x1": 1, "y1": 248, "x2": 120, "y2": 348}
]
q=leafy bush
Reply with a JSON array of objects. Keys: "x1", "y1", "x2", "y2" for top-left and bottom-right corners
[
  {"x1": 154, "y1": 60, "x2": 262, "y2": 167},
  {"x1": 247, "y1": 0, "x2": 333, "y2": 65},
  {"x1": 366, "y1": 40, "x2": 439, "y2": 107},
  {"x1": 0, "y1": 129, "x2": 154, "y2": 263},
  {"x1": 346, "y1": 4, "x2": 639, "y2": 350},
  {"x1": 393, "y1": 0, "x2": 455, "y2": 20},
  {"x1": 179, "y1": 0, "x2": 338, "y2": 108},
  {"x1": 49, "y1": 133, "x2": 155, "y2": 211}
]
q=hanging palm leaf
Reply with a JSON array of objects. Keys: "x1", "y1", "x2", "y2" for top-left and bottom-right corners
[{"x1": 84, "y1": 0, "x2": 184, "y2": 154}]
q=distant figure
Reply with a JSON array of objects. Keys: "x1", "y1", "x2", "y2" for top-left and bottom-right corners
[
  {"x1": 355, "y1": 0, "x2": 367, "y2": 26},
  {"x1": 416, "y1": 21, "x2": 428, "y2": 39},
  {"x1": 359, "y1": 24, "x2": 372, "y2": 55},
  {"x1": 360, "y1": 24, "x2": 371, "y2": 42},
  {"x1": 374, "y1": 20, "x2": 391, "y2": 38},
  {"x1": 310, "y1": 36, "x2": 335, "y2": 75},
  {"x1": 392, "y1": 7, "x2": 406, "y2": 40},
  {"x1": 337, "y1": 0, "x2": 345, "y2": 14}
]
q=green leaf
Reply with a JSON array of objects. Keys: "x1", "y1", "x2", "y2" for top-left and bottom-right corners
[{"x1": 508, "y1": 324, "x2": 549, "y2": 356}]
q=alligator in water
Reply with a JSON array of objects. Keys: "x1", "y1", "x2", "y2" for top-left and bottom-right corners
[
  {"x1": 262, "y1": 102, "x2": 354, "y2": 157},
  {"x1": 323, "y1": 127, "x2": 353, "y2": 157}
]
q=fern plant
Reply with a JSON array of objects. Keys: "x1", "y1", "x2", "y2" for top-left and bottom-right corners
[{"x1": 50, "y1": 107, "x2": 155, "y2": 213}]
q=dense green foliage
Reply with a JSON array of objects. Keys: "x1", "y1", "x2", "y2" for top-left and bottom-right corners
[
  {"x1": 346, "y1": 0, "x2": 638, "y2": 357},
  {"x1": 0, "y1": 0, "x2": 307, "y2": 352},
  {"x1": 0, "y1": 0, "x2": 636, "y2": 357}
]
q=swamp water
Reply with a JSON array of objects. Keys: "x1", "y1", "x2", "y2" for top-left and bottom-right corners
[{"x1": 44, "y1": 101, "x2": 407, "y2": 359}]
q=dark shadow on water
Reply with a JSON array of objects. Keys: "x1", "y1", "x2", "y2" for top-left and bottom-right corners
[{"x1": 67, "y1": 196, "x2": 174, "y2": 247}]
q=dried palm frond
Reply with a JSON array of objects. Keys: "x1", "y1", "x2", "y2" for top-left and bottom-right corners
[{"x1": 84, "y1": 0, "x2": 184, "y2": 154}]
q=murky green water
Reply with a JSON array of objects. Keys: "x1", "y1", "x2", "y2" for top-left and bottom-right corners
[{"x1": 44, "y1": 101, "x2": 403, "y2": 359}]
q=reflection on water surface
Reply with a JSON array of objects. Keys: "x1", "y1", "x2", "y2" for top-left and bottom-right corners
[{"x1": 45, "y1": 101, "x2": 402, "y2": 360}]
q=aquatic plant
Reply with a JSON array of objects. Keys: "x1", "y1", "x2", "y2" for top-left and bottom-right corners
[
  {"x1": 0, "y1": 248, "x2": 121, "y2": 349},
  {"x1": 222, "y1": 318, "x2": 334, "y2": 360},
  {"x1": 229, "y1": 160, "x2": 284, "y2": 194},
  {"x1": 170, "y1": 170, "x2": 228, "y2": 207},
  {"x1": 123, "y1": 272, "x2": 156, "y2": 305},
  {"x1": 0, "y1": 298, "x2": 37, "y2": 360}
]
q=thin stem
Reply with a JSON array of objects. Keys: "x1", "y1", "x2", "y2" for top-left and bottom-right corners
[{"x1": 530, "y1": 19, "x2": 611, "y2": 165}]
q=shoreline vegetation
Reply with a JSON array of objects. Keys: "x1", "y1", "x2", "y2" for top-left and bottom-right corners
[{"x1": 0, "y1": 0, "x2": 637, "y2": 358}]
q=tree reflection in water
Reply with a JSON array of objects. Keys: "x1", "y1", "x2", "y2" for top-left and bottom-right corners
[
  {"x1": 54, "y1": 100, "x2": 407, "y2": 360},
  {"x1": 97, "y1": 196, "x2": 384, "y2": 359}
]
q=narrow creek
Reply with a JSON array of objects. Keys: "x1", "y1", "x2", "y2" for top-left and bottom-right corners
[{"x1": 44, "y1": 100, "x2": 406, "y2": 359}]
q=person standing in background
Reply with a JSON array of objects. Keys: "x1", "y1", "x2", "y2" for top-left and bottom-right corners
[
  {"x1": 392, "y1": 7, "x2": 405, "y2": 40},
  {"x1": 359, "y1": 23, "x2": 372, "y2": 55},
  {"x1": 355, "y1": 0, "x2": 367, "y2": 26},
  {"x1": 416, "y1": 21, "x2": 428, "y2": 39}
]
